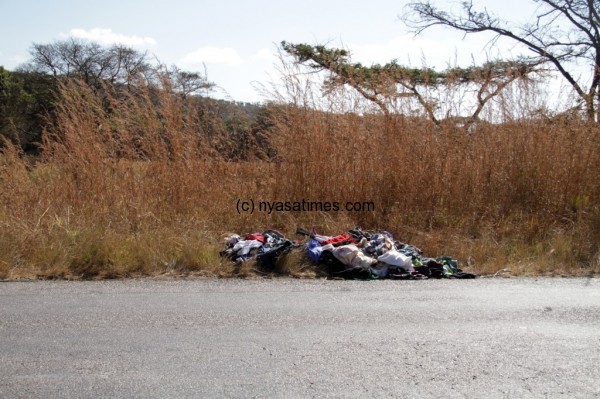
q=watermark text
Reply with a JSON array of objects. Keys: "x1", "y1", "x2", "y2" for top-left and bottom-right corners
[{"x1": 236, "y1": 199, "x2": 375, "y2": 215}]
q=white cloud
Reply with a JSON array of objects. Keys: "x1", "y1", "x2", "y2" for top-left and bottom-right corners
[
  {"x1": 179, "y1": 47, "x2": 242, "y2": 67},
  {"x1": 66, "y1": 28, "x2": 157, "y2": 47},
  {"x1": 253, "y1": 48, "x2": 277, "y2": 62}
]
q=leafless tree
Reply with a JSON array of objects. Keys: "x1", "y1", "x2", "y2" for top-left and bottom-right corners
[
  {"x1": 21, "y1": 38, "x2": 213, "y2": 99},
  {"x1": 403, "y1": 0, "x2": 600, "y2": 121},
  {"x1": 21, "y1": 38, "x2": 152, "y2": 88}
]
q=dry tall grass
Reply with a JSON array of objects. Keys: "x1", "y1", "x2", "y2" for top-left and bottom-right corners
[{"x1": 0, "y1": 70, "x2": 598, "y2": 279}]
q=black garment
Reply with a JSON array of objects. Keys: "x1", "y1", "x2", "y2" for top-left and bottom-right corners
[
  {"x1": 414, "y1": 259, "x2": 445, "y2": 278},
  {"x1": 319, "y1": 250, "x2": 348, "y2": 276},
  {"x1": 256, "y1": 230, "x2": 293, "y2": 271}
]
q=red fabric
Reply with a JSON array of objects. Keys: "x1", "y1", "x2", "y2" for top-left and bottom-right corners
[
  {"x1": 245, "y1": 234, "x2": 266, "y2": 243},
  {"x1": 321, "y1": 233, "x2": 356, "y2": 246}
]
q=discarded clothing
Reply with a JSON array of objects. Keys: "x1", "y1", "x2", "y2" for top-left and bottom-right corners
[
  {"x1": 369, "y1": 264, "x2": 389, "y2": 278},
  {"x1": 245, "y1": 233, "x2": 266, "y2": 244},
  {"x1": 221, "y1": 230, "x2": 293, "y2": 268},
  {"x1": 363, "y1": 234, "x2": 394, "y2": 256},
  {"x1": 222, "y1": 227, "x2": 477, "y2": 280},
  {"x1": 232, "y1": 239, "x2": 263, "y2": 256},
  {"x1": 319, "y1": 249, "x2": 350, "y2": 276},
  {"x1": 377, "y1": 250, "x2": 413, "y2": 272},
  {"x1": 301, "y1": 227, "x2": 476, "y2": 280},
  {"x1": 319, "y1": 233, "x2": 356, "y2": 247},
  {"x1": 221, "y1": 238, "x2": 263, "y2": 264},
  {"x1": 332, "y1": 244, "x2": 378, "y2": 269},
  {"x1": 307, "y1": 239, "x2": 323, "y2": 263},
  {"x1": 224, "y1": 234, "x2": 241, "y2": 246},
  {"x1": 257, "y1": 230, "x2": 294, "y2": 271}
]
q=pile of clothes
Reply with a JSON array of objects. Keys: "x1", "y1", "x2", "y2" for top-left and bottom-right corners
[
  {"x1": 221, "y1": 228, "x2": 476, "y2": 279},
  {"x1": 221, "y1": 230, "x2": 295, "y2": 271}
]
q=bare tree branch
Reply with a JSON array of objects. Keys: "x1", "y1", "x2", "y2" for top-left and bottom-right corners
[{"x1": 403, "y1": 0, "x2": 600, "y2": 121}]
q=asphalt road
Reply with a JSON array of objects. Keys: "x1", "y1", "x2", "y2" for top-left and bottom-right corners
[{"x1": 1, "y1": 278, "x2": 599, "y2": 398}]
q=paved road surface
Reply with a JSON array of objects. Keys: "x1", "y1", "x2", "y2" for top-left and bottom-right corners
[{"x1": 1, "y1": 278, "x2": 599, "y2": 398}]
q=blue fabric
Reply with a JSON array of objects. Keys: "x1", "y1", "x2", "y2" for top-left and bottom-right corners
[{"x1": 307, "y1": 239, "x2": 323, "y2": 263}]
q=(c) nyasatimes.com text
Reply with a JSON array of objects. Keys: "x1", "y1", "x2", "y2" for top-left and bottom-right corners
[{"x1": 236, "y1": 199, "x2": 375, "y2": 215}]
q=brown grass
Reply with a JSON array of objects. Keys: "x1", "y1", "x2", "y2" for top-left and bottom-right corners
[{"x1": 0, "y1": 70, "x2": 598, "y2": 280}]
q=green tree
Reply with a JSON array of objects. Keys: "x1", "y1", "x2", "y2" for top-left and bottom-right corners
[
  {"x1": 281, "y1": 41, "x2": 542, "y2": 126},
  {"x1": 0, "y1": 67, "x2": 56, "y2": 151},
  {"x1": 6, "y1": 40, "x2": 214, "y2": 153}
]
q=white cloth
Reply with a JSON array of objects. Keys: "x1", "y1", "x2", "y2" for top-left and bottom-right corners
[
  {"x1": 332, "y1": 244, "x2": 377, "y2": 269},
  {"x1": 231, "y1": 239, "x2": 263, "y2": 256},
  {"x1": 377, "y1": 250, "x2": 413, "y2": 272},
  {"x1": 320, "y1": 243, "x2": 334, "y2": 251}
]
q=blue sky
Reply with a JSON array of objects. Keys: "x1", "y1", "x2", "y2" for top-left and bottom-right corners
[{"x1": 1, "y1": 0, "x2": 540, "y2": 103}]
